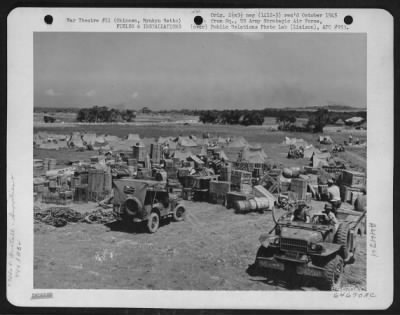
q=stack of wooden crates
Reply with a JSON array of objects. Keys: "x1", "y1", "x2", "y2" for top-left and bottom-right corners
[
  {"x1": 150, "y1": 143, "x2": 162, "y2": 165},
  {"x1": 231, "y1": 170, "x2": 252, "y2": 194},
  {"x1": 340, "y1": 170, "x2": 366, "y2": 204},
  {"x1": 87, "y1": 169, "x2": 112, "y2": 202}
]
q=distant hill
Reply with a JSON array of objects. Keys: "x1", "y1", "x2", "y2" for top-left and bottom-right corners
[{"x1": 283, "y1": 105, "x2": 366, "y2": 112}]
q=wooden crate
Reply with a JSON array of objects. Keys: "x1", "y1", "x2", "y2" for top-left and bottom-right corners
[
  {"x1": 132, "y1": 144, "x2": 146, "y2": 162},
  {"x1": 231, "y1": 170, "x2": 252, "y2": 186},
  {"x1": 341, "y1": 170, "x2": 366, "y2": 188},
  {"x1": 193, "y1": 176, "x2": 212, "y2": 190},
  {"x1": 209, "y1": 180, "x2": 231, "y2": 194},
  {"x1": 209, "y1": 192, "x2": 227, "y2": 205},
  {"x1": 239, "y1": 184, "x2": 253, "y2": 195},
  {"x1": 340, "y1": 185, "x2": 362, "y2": 203},
  {"x1": 180, "y1": 175, "x2": 196, "y2": 188},
  {"x1": 290, "y1": 178, "x2": 308, "y2": 200}
]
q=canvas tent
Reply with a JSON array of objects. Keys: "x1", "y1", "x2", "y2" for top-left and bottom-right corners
[
  {"x1": 104, "y1": 135, "x2": 120, "y2": 142},
  {"x1": 173, "y1": 149, "x2": 193, "y2": 161},
  {"x1": 319, "y1": 135, "x2": 334, "y2": 144},
  {"x1": 127, "y1": 134, "x2": 141, "y2": 142},
  {"x1": 311, "y1": 152, "x2": 331, "y2": 168},
  {"x1": 335, "y1": 119, "x2": 345, "y2": 125},
  {"x1": 227, "y1": 136, "x2": 248, "y2": 148},
  {"x1": 177, "y1": 136, "x2": 198, "y2": 147},
  {"x1": 68, "y1": 132, "x2": 85, "y2": 148},
  {"x1": 82, "y1": 133, "x2": 97, "y2": 145},
  {"x1": 283, "y1": 137, "x2": 308, "y2": 147},
  {"x1": 241, "y1": 146, "x2": 268, "y2": 164},
  {"x1": 345, "y1": 117, "x2": 364, "y2": 124},
  {"x1": 216, "y1": 149, "x2": 229, "y2": 161},
  {"x1": 303, "y1": 145, "x2": 320, "y2": 159}
]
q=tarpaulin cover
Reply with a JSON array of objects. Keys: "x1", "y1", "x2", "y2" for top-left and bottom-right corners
[{"x1": 113, "y1": 179, "x2": 160, "y2": 205}]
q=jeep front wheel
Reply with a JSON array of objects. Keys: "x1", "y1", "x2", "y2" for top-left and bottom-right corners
[
  {"x1": 172, "y1": 205, "x2": 186, "y2": 222},
  {"x1": 147, "y1": 212, "x2": 160, "y2": 233},
  {"x1": 320, "y1": 255, "x2": 344, "y2": 290}
]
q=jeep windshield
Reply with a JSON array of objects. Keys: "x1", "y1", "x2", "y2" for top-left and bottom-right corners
[{"x1": 277, "y1": 219, "x2": 332, "y2": 232}]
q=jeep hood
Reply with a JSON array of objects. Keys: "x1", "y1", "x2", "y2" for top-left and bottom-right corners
[{"x1": 280, "y1": 226, "x2": 323, "y2": 243}]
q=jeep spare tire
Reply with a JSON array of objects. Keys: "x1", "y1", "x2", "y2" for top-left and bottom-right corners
[
  {"x1": 124, "y1": 196, "x2": 142, "y2": 216},
  {"x1": 147, "y1": 212, "x2": 160, "y2": 233},
  {"x1": 172, "y1": 205, "x2": 186, "y2": 221},
  {"x1": 334, "y1": 223, "x2": 352, "y2": 260}
]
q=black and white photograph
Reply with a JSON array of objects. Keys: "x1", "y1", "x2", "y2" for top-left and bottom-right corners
[
  {"x1": 32, "y1": 31, "x2": 368, "y2": 291},
  {"x1": 7, "y1": 8, "x2": 393, "y2": 309}
]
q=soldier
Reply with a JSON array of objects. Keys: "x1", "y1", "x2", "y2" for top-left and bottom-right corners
[
  {"x1": 290, "y1": 201, "x2": 311, "y2": 223},
  {"x1": 327, "y1": 179, "x2": 341, "y2": 211},
  {"x1": 322, "y1": 203, "x2": 339, "y2": 231}
]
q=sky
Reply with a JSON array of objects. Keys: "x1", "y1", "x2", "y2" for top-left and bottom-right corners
[{"x1": 34, "y1": 32, "x2": 366, "y2": 110}]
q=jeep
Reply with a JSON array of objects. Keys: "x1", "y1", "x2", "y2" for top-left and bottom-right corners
[{"x1": 113, "y1": 178, "x2": 186, "y2": 233}]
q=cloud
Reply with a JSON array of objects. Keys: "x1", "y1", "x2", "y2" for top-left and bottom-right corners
[
  {"x1": 85, "y1": 89, "x2": 96, "y2": 97},
  {"x1": 235, "y1": 33, "x2": 265, "y2": 40},
  {"x1": 131, "y1": 91, "x2": 139, "y2": 99},
  {"x1": 44, "y1": 88, "x2": 59, "y2": 96}
]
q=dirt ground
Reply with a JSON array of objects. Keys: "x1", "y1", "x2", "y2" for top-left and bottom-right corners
[{"x1": 34, "y1": 200, "x2": 366, "y2": 291}]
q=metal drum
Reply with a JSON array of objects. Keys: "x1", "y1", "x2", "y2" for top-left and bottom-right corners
[
  {"x1": 254, "y1": 197, "x2": 270, "y2": 210},
  {"x1": 249, "y1": 198, "x2": 258, "y2": 210},
  {"x1": 234, "y1": 200, "x2": 252, "y2": 213}
]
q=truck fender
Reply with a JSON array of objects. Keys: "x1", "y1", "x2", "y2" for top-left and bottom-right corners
[{"x1": 315, "y1": 242, "x2": 343, "y2": 257}]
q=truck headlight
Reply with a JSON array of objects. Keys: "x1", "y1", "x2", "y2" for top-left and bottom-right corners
[
  {"x1": 309, "y1": 243, "x2": 322, "y2": 251},
  {"x1": 259, "y1": 234, "x2": 279, "y2": 248}
]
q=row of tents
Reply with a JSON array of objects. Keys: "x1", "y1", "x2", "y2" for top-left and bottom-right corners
[
  {"x1": 34, "y1": 132, "x2": 270, "y2": 164},
  {"x1": 34, "y1": 132, "x2": 252, "y2": 151}
]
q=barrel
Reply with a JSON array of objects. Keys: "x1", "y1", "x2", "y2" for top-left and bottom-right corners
[
  {"x1": 249, "y1": 198, "x2": 258, "y2": 210},
  {"x1": 234, "y1": 200, "x2": 252, "y2": 213},
  {"x1": 283, "y1": 168, "x2": 293, "y2": 178},
  {"x1": 254, "y1": 197, "x2": 270, "y2": 210},
  {"x1": 290, "y1": 167, "x2": 301, "y2": 178}
]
